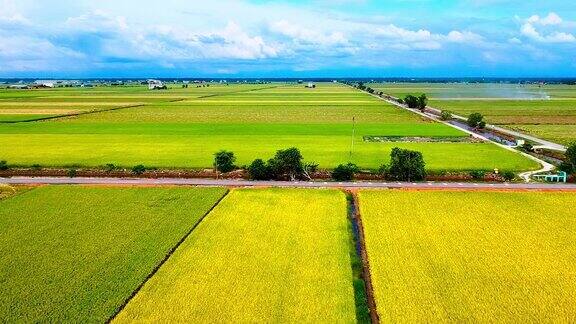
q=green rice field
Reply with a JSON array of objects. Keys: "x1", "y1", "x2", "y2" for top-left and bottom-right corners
[
  {"x1": 0, "y1": 185, "x2": 227, "y2": 322},
  {"x1": 369, "y1": 82, "x2": 576, "y2": 145},
  {"x1": 0, "y1": 83, "x2": 537, "y2": 172},
  {"x1": 359, "y1": 190, "x2": 576, "y2": 322},
  {"x1": 114, "y1": 188, "x2": 356, "y2": 323}
]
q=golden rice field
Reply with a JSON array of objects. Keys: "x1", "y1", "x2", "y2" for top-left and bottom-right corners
[
  {"x1": 114, "y1": 188, "x2": 357, "y2": 323},
  {"x1": 358, "y1": 190, "x2": 576, "y2": 322}
]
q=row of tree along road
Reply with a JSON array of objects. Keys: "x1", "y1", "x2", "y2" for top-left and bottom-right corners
[{"x1": 213, "y1": 147, "x2": 427, "y2": 182}]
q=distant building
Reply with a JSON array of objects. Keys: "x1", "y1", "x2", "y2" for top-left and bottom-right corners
[
  {"x1": 9, "y1": 84, "x2": 30, "y2": 89},
  {"x1": 33, "y1": 80, "x2": 56, "y2": 88},
  {"x1": 148, "y1": 79, "x2": 167, "y2": 90}
]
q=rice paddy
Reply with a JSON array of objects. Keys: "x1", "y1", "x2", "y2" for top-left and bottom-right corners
[
  {"x1": 0, "y1": 83, "x2": 538, "y2": 171},
  {"x1": 358, "y1": 190, "x2": 576, "y2": 322},
  {"x1": 114, "y1": 188, "x2": 357, "y2": 323},
  {"x1": 0, "y1": 185, "x2": 227, "y2": 322},
  {"x1": 369, "y1": 82, "x2": 576, "y2": 145}
]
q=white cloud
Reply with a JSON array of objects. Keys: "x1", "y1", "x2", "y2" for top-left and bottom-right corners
[
  {"x1": 527, "y1": 12, "x2": 563, "y2": 26},
  {"x1": 65, "y1": 10, "x2": 128, "y2": 32},
  {"x1": 520, "y1": 12, "x2": 575, "y2": 43},
  {"x1": 270, "y1": 20, "x2": 348, "y2": 46},
  {"x1": 370, "y1": 24, "x2": 484, "y2": 50}
]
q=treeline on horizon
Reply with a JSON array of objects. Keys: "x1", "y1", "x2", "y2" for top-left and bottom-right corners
[{"x1": 2, "y1": 77, "x2": 576, "y2": 85}]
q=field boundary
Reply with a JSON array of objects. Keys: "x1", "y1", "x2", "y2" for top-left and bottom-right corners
[
  {"x1": 347, "y1": 190, "x2": 380, "y2": 323},
  {"x1": 0, "y1": 103, "x2": 147, "y2": 124},
  {"x1": 106, "y1": 189, "x2": 230, "y2": 323},
  {"x1": 195, "y1": 85, "x2": 279, "y2": 99}
]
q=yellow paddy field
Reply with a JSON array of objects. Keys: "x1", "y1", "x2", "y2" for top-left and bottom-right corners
[
  {"x1": 358, "y1": 190, "x2": 576, "y2": 322},
  {"x1": 114, "y1": 188, "x2": 356, "y2": 323}
]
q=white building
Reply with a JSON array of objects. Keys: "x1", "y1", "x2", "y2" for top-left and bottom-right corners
[
  {"x1": 147, "y1": 79, "x2": 167, "y2": 90},
  {"x1": 34, "y1": 80, "x2": 55, "y2": 88}
]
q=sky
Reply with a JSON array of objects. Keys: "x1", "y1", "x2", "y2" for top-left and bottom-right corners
[{"x1": 0, "y1": 0, "x2": 575, "y2": 78}]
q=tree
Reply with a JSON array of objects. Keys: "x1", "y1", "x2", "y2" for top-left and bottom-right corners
[
  {"x1": 302, "y1": 162, "x2": 319, "y2": 180},
  {"x1": 404, "y1": 94, "x2": 427, "y2": 110},
  {"x1": 417, "y1": 94, "x2": 428, "y2": 111},
  {"x1": 566, "y1": 142, "x2": 576, "y2": 167},
  {"x1": 467, "y1": 113, "x2": 485, "y2": 129},
  {"x1": 388, "y1": 148, "x2": 426, "y2": 181},
  {"x1": 332, "y1": 163, "x2": 359, "y2": 181},
  {"x1": 213, "y1": 150, "x2": 236, "y2": 173},
  {"x1": 268, "y1": 147, "x2": 304, "y2": 181},
  {"x1": 404, "y1": 95, "x2": 419, "y2": 108},
  {"x1": 248, "y1": 159, "x2": 270, "y2": 180},
  {"x1": 561, "y1": 142, "x2": 576, "y2": 173},
  {"x1": 0, "y1": 160, "x2": 8, "y2": 171},
  {"x1": 440, "y1": 110, "x2": 453, "y2": 121}
]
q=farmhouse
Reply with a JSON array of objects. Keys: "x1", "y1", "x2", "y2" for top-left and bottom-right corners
[
  {"x1": 148, "y1": 79, "x2": 167, "y2": 90},
  {"x1": 8, "y1": 84, "x2": 30, "y2": 89},
  {"x1": 33, "y1": 80, "x2": 56, "y2": 88}
]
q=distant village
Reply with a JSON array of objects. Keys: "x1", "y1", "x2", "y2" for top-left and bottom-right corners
[{"x1": 0, "y1": 79, "x2": 274, "y2": 90}]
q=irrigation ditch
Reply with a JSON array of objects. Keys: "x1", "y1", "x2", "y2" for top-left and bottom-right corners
[
  {"x1": 106, "y1": 189, "x2": 230, "y2": 323},
  {"x1": 345, "y1": 190, "x2": 379, "y2": 324}
]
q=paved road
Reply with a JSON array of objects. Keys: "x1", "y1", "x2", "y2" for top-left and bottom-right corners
[
  {"x1": 424, "y1": 105, "x2": 566, "y2": 151},
  {"x1": 361, "y1": 90, "x2": 556, "y2": 181},
  {"x1": 2, "y1": 177, "x2": 575, "y2": 190}
]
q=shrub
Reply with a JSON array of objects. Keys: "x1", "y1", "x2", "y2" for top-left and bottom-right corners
[
  {"x1": 31, "y1": 164, "x2": 42, "y2": 171},
  {"x1": 132, "y1": 164, "x2": 146, "y2": 175},
  {"x1": 440, "y1": 110, "x2": 453, "y2": 121},
  {"x1": 248, "y1": 159, "x2": 270, "y2": 180},
  {"x1": 104, "y1": 163, "x2": 117, "y2": 172},
  {"x1": 332, "y1": 163, "x2": 359, "y2": 181},
  {"x1": 467, "y1": 113, "x2": 485, "y2": 129},
  {"x1": 388, "y1": 148, "x2": 426, "y2": 181},
  {"x1": 469, "y1": 170, "x2": 486, "y2": 181},
  {"x1": 378, "y1": 164, "x2": 389, "y2": 176},
  {"x1": 521, "y1": 143, "x2": 534, "y2": 153},
  {"x1": 0, "y1": 160, "x2": 8, "y2": 171},
  {"x1": 67, "y1": 169, "x2": 78, "y2": 178},
  {"x1": 213, "y1": 150, "x2": 236, "y2": 173},
  {"x1": 501, "y1": 171, "x2": 516, "y2": 182}
]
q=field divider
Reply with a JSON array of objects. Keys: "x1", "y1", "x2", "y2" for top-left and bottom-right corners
[
  {"x1": 345, "y1": 190, "x2": 380, "y2": 324},
  {"x1": 0, "y1": 103, "x2": 147, "y2": 124},
  {"x1": 106, "y1": 189, "x2": 230, "y2": 323},
  {"x1": 195, "y1": 85, "x2": 279, "y2": 99}
]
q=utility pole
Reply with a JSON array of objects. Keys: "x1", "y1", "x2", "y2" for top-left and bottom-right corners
[{"x1": 350, "y1": 116, "x2": 356, "y2": 161}]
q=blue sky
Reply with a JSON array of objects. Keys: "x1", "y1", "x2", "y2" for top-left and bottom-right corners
[{"x1": 0, "y1": 0, "x2": 575, "y2": 78}]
